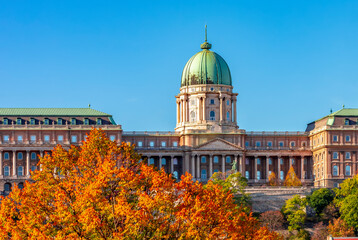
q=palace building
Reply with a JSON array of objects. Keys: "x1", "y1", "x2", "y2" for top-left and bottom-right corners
[{"x1": 1, "y1": 36, "x2": 357, "y2": 193}]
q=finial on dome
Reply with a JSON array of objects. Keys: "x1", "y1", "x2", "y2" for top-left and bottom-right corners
[{"x1": 201, "y1": 25, "x2": 212, "y2": 50}]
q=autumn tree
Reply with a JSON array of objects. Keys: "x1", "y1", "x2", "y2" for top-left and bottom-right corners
[
  {"x1": 334, "y1": 174, "x2": 358, "y2": 231},
  {"x1": 283, "y1": 166, "x2": 302, "y2": 187},
  {"x1": 0, "y1": 129, "x2": 281, "y2": 240},
  {"x1": 268, "y1": 172, "x2": 279, "y2": 186},
  {"x1": 311, "y1": 222, "x2": 328, "y2": 240},
  {"x1": 259, "y1": 211, "x2": 285, "y2": 231},
  {"x1": 327, "y1": 218, "x2": 355, "y2": 237},
  {"x1": 282, "y1": 195, "x2": 308, "y2": 231}
]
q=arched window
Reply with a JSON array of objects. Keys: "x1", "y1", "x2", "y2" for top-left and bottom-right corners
[
  {"x1": 161, "y1": 158, "x2": 166, "y2": 165},
  {"x1": 173, "y1": 158, "x2": 178, "y2": 165},
  {"x1": 4, "y1": 166, "x2": 10, "y2": 177},
  {"x1": 333, "y1": 165, "x2": 339, "y2": 176},
  {"x1": 149, "y1": 158, "x2": 155, "y2": 165},
  {"x1": 31, "y1": 152, "x2": 37, "y2": 160},
  {"x1": 18, "y1": 166, "x2": 23, "y2": 176},
  {"x1": 345, "y1": 165, "x2": 351, "y2": 176},
  {"x1": 201, "y1": 169, "x2": 207, "y2": 180},
  {"x1": 226, "y1": 156, "x2": 231, "y2": 163},
  {"x1": 209, "y1": 111, "x2": 215, "y2": 121},
  {"x1": 213, "y1": 156, "x2": 219, "y2": 163},
  {"x1": 226, "y1": 111, "x2": 230, "y2": 121},
  {"x1": 201, "y1": 156, "x2": 206, "y2": 163},
  {"x1": 190, "y1": 111, "x2": 196, "y2": 122},
  {"x1": 4, "y1": 183, "x2": 11, "y2": 192},
  {"x1": 17, "y1": 152, "x2": 23, "y2": 160},
  {"x1": 18, "y1": 182, "x2": 24, "y2": 189},
  {"x1": 345, "y1": 152, "x2": 351, "y2": 159}
]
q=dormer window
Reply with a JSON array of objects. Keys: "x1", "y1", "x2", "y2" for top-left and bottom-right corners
[
  {"x1": 71, "y1": 118, "x2": 76, "y2": 125},
  {"x1": 3, "y1": 118, "x2": 8, "y2": 125},
  {"x1": 30, "y1": 118, "x2": 35, "y2": 125},
  {"x1": 44, "y1": 118, "x2": 49, "y2": 125},
  {"x1": 345, "y1": 119, "x2": 350, "y2": 125},
  {"x1": 57, "y1": 118, "x2": 63, "y2": 125},
  {"x1": 16, "y1": 118, "x2": 22, "y2": 125},
  {"x1": 84, "y1": 118, "x2": 89, "y2": 125},
  {"x1": 96, "y1": 118, "x2": 102, "y2": 125}
]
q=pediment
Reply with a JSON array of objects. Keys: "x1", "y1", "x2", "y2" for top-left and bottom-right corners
[{"x1": 195, "y1": 138, "x2": 243, "y2": 151}]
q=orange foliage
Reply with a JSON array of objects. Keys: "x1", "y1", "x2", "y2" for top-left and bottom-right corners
[
  {"x1": 283, "y1": 166, "x2": 302, "y2": 187},
  {"x1": 327, "y1": 217, "x2": 355, "y2": 237},
  {"x1": 268, "y1": 172, "x2": 279, "y2": 186},
  {"x1": 0, "y1": 129, "x2": 281, "y2": 239}
]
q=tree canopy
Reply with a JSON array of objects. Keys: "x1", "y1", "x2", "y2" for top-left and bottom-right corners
[
  {"x1": 309, "y1": 188, "x2": 334, "y2": 215},
  {"x1": 0, "y1": 129, "x2": 281, "y2": 239},
  {"x1": 283, "y1": 166, "x2": 302, "y2": 187}
]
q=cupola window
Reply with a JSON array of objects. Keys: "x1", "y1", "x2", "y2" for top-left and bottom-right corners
[{"x1": 210, "y1": 99, "x2": 215, "y2": 105}]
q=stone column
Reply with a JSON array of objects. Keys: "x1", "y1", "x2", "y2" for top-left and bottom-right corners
[
  {"x1": 0, "y1": 150, "x2": 3, "y2": 177},
  {"x1": 40, "y1": 151, "x2": 44, "y2": 171},
  {"x1": 219, "y1": 96, "x2": 223, "y2": 122},
  {"x1": 353, "y1": 152, "x2": 357, "y2": 176},
  {"x1": 238, "y1": 155, "x2": 242, "y2": 173},
  {"x1": 176, "y1": 99, "x2": 180, "y2": 124},
  {"x1": 340, "y1": 152, "x2": 344, "y2": 177},
  {"x1": 196, "y1": 155, "x2": 200, "y2": 180},
  {"x1": 26, "y1": 151, "x2": 30, "y2": 176},
  {"x1": 221, "y1": 155, "x2": 225, "y2": 173},
  {"x1": 209, "y1": 155, "x2": 213, "y2": 178},
  {"x1": 191, "y1": 154, "x2": 195, "y2": 177},
  {"x1": 147, "y1": 156, "x2": 151, "y2": 166},
  {"x1": 234, "y1": 155, "x2": 238, "y2": 173},
  {"x1": 233, "y1": 98, "x2": 237, "y2": 123},
  {"x1": 170, "y1": 156, "x2": 174, "y2": 173},
  {"x1": 12, "y1": 151, "x2": 16, "y2": 176},
  {"x1": 254, "y1": 157, "x2": 258, "y2": 180},
  {"x1": 202, "y1": 96, "x2": 206, "y2": 121},
  {"x1": 159, "y1": 156, "x2": 163, "y2": 170},
  {"x1": 266, "y1": 156, "x2": 270, "y2": 181},
  {"x1": 241, "y1": 154, "x2": 246, "y2": 177},
  {"x1": 289, "y1": 157, "x2": 293, "y2": 169},
  {"x1": 301, "y1": 156, "x2": 305, "y2": 180},
  {"x1": 277, "y1": 158, "x2": 281, "y2": 180}
]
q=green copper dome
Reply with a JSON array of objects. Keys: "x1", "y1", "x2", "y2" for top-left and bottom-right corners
[{"x1": 181, "y1": 41, "x2": 232, "y2": 87}]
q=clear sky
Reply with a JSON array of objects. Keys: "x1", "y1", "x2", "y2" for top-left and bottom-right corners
[{"x1": 1, "y1": 0, "x2": 358, "y2": 131}]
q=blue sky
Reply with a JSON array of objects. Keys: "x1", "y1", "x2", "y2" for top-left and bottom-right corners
[{"x1": 1, "y1": 0, "x2": 358, "y2": 131}]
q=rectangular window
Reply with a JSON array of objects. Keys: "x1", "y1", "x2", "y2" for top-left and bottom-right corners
[
  {"x1": 3, "y1": 118, "x2": 8, "y2": 125},
  {"x1": 269, "y1": 158, "x2": 272, "y2": 165},
  {"x1": 149, "y1": 141, "x2": 154, "y2": 147},
  {"x1": 245, "y1": 141, "x2": 249, "y2": 147},
  {"x1": 84, "y1": 118, "x2": 89, "y2": 125},
  {"x1": 173, "y1": 141, "x2": 178, "y2": 147},
  {"x1": 57, "y1": 118, "x2": 63, "y2": 125},
  {"x1": 280, "y1": 171, "x2": 284, "y2": 180},
  {"x1": 161, "y1": 141, "x2": 166, "y2": 147},
  {"x1": 226, "y1": 100, "x2": 230, "y2": 106},
  {"x1": 210, "y1": 99, "x2": 215, "y2": 105},
  {"x1": 346, "y1": 135, "x2": 351, "y2": 142},
  {"x1": 71, "y1": 135, "x2": 77, "y2": 143},
  {"x1": 58, "y1": 135, "x2": 64, "y2": 143},
  {"x1": 137, "y1": 141, "x2": 143, "y2": 147},
  {"x1": 96, "y1": 118, "x2": 102, "y2": 125},
  {"x1": 44, "y1": 135, "x2": 50, "y2": 143},
  {"x1": 71, "y1": 118, "x2": 76, "y2": 125},
  {"x1": 333, "y1": 135, "x2": 338, "y2": 142},
  {"x1": 267, "y1": 141, "x2": 272, "y2": 147},
  {"x1": 4, "y1": 152, "x2": 9, "y2": 160},
  {"x1": 245, "y1": 171, "x2": 249, "y2": 179},
  {"x1": 30, "y1": 135, "x2": 36, "y2": 143},
  {"x1": 257, "y1": 171, "x2": 261, "y2": 180},
  {"x1": 226, "y1": 156, "x2": 231, "y2": 163},
  {"x1": 18, "y1": 166, "x2": 23, "y2": 176},
  {"x1": 201, "y1": 156, "x2": 206, "y2": 163},
  {"x1": 279, "y1": 141, "x2": 284, "y2": 147},
  {"x1": 30, "y1": 118, "x2": 35, "y2": 125},
  {"x1": 280, "y1": 158, "x2": 283, "y2": 165},
  {"x1": 17, "y1": 135, "x2": 23, "y2": 143},
  {"x1": 214, "y1": 156, "x2": 219, "y2": 163},
  {"x1": 4, "y1": 167, "x2": 10, "y2": 177},
  {"x1": 3, "y1": 135, "x2": 9, "y2": 143},
  {"x1": 345, "y1": 152, "x2": 351, "y2": 159},
  {"x1": 255, "y1": 141, "x2": 261, "y2": 147},
  {"x1": 333, "y1": 152, "x2": 338, "y2": 159},
  {"x1": 257, "y1": 158, "x2": 261, "y2": 165},
  {"x1": 110, "y1": 135, "x2": 116, "y2": 141}
]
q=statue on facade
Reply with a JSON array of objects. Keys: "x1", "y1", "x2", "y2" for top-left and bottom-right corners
[{"x1": 231, "y1": 159, "x2": 237, "y2": 173}]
